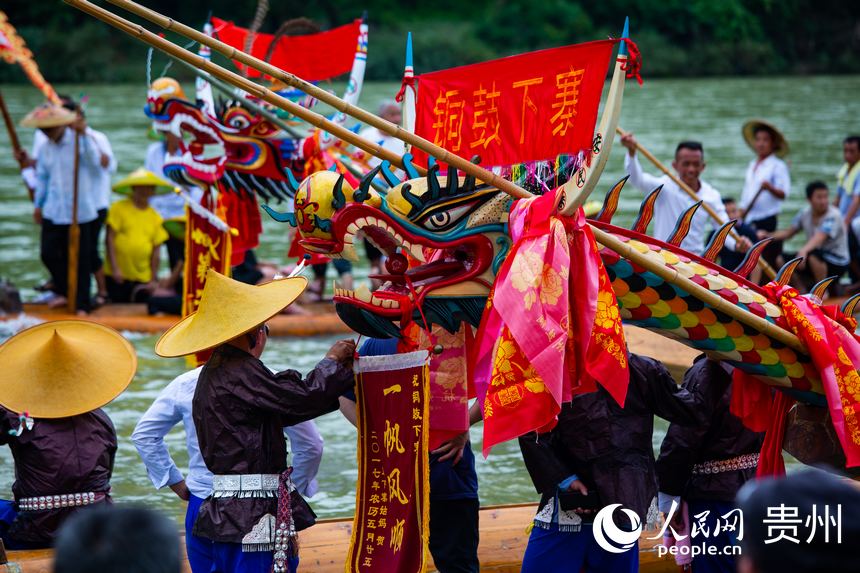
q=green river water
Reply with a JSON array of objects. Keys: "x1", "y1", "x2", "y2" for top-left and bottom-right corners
[{"x1": 0, "y1": 76, "x2": 858, "y2": 524}]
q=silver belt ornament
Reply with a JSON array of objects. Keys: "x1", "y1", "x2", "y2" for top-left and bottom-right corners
[
  {"x1": 692, "y1": 453, "x2": 759, "y2": 475},
  {"x1": 18, "y1": 492, "x2": 99, "y2": 511},
  {"x1": 212, "y1": 473, "x2": 280, "y2": 498}
]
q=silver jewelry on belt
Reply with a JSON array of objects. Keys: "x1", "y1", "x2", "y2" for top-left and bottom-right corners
[
  {"x1": 212, "y1": 474, "x2": 280, "y2": 499},
  {"x1": 17, "y1": 491, "x2": 101, "y2": 511},
  {"x1": 692, "y1": 453, "x2": 759, "y2": 475}
]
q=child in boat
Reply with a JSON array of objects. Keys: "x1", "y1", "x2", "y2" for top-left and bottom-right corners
[{"x1": 103, "y1": 168, "x2": 172, "y2": 303}]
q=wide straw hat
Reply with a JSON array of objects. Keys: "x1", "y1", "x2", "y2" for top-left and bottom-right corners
[
  {"x1": 19, "y1": 103, "x2": 77, "y2": 129},
  {"x1": 113, "y1": 168, "x2": 176, "y2": 196},
  {"x1": 742, "y1": 119, "x2": 790, "y2": 158},
  {"x1": 155, "y1": 269, "x2": 308, "y2": 357},
  {"x1": 0, "y1": 321, "x2": 137, "y2": 418}
]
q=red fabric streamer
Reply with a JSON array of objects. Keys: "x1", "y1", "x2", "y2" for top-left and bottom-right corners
[
  {"x1": 756, "y1": 390, "x2": 796, "y2": 478},
  {"x1": 211, "y1": 17, "x2": 361, "y2": 82},
  {"x1": 394, "y1": 75, "x2": 416, "y2": 103},
  {"x1": 619, "y1": 38, "x2": 643, "y2": 85},
  {"x1": 729, "y1": 370, "x2": 772, "y2": 433}
]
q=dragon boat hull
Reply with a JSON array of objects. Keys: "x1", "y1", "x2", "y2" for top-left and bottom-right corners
[{"x1": 0, "y1": 504, "x2": 677, "y2": 573}]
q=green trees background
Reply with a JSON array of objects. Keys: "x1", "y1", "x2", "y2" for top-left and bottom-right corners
[{"x1": 2, "y1": 0, "x2": 858, "y2": 83}]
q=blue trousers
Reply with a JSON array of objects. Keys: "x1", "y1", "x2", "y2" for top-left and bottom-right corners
[
  {"x1": 688, "y1": 500, "x2": 739, "y2": 573},
  {"x1": 210, "y1": 541, "x2": 298, "y2": 573},
  {"x1": 186, "y1": 495, "x2": 214, "y2": 573},
  {"x1": 521, "y1": 523, "x2": 638, "y2": 573}
]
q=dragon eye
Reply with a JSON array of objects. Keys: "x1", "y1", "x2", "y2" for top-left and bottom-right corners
[
  {"x1": 427, "y1": 212, "x2": 450, "y2": 229},
  {"x1": 229, "y1": 116, "x2": 250, "y2": 129}
]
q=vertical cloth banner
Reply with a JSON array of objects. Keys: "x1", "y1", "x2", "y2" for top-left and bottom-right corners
[
  {"x1": 211, "y1": 17, "x2": 361, "y2": 82},
  {"x1": 412, "y1": 39, "x2": 616, "y2": 168},
  {"x1": 348, "y1": 351, "x2": 430, "y2": 573},
  {"x1": 0, "y1": 11, "x2": 60, "y2": 104},
  {"x1": 183, "y1": 198, "x2": 232, "y2": 366},
  {"x1": 399, "y1": 323, "x2": 472, "y2": 450}
]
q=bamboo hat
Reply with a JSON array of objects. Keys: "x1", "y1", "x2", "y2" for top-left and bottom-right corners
[
  {"x1": 155, "y1": 269, "x2": 308, "y2": 357},
  {"x1": 0, "y1": 321, "x2": 137, "y2": 418},
  {"x1": 742, "y1": 119, "x2": 790, "y2": 158},
  {"x1": 113, "y1": 168, "x2": 176, "y2": 196},
  {"x1": 19, "y1": 103, "x2": 77, "y2": 129}
]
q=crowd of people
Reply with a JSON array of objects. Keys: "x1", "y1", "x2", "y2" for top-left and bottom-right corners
[
  {"x1": 1, "y1": 270, "x2": 859, "y2": 573},
  {"x1": 621, "y1": 124, "x2": 860, "y2": 296}
]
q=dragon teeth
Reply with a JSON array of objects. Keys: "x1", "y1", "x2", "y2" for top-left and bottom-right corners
[{"x1": 354, "y1": 285, "x2": 373, "y2": 303}]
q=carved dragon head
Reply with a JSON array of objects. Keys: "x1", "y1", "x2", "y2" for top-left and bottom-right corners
[{"x1": 145, "y1": 81, "x2": 299, "y2": 202}]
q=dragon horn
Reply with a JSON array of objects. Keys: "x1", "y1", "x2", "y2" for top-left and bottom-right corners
[
  {"x1": 427, "y1": 161, "x2": 441, "y2": 200},
  {"x1": 595, "y1": 176, "x2": 628, "y2": 224},
  {"x1": 774, "y1": 257, "x2": 804, "y2": 286},
  {"x1": 261, "y1": 204, "x2": 297, "y2": 227},
  {"x1": 667, "y1": 201, "x2": 702, "y2": 247},
  {"x1": 355, "y1": 165, "x2": 382, "y2": 202},
  {"x1": 401, "y1": 152, "x2": 421, "y2": 179},
  {"x1": 331, "y1": 174, "x2": 346, "y2": 211},
  {"x1": 400, "y1": 183, "x2": 423, "y2": 212},
  {"x1": 379, "y1": 160, "x2": 400, "y2": 187},
  {"x1": 631, "y1": 186, "x2": 663, "y2": 234},
  {"x1": 446, "y1": 164, "x2": 459, "y2": 196},
  {"x1": 808, "y1": 276, "x2": 838, "y2": 301},
  {"x1": 702, "y1": 220, "x2": 738, "y2": 262},
  {"x1": 732, "y1": 238, "x2": 772, "y2": 279},
  {"x1": 841, "y1": 293, "x2": 860, "y2": 316}
]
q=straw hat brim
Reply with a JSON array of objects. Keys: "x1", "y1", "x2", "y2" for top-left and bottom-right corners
[
  {"x1": 19, "y1": 105, "x2": 77, "y2": 129},
  {"x1": 0, "y1": 320, "x2": 137, "y2": 418},
  {"x1": 112, "y1": 169, "x2": 176, "y2": 196},
  {"x1": 155, "y1": 274, "x2": 308, "y2": 357},
  {"x1": 742, "y1": 119, "x2": 789, "y2": 158}
]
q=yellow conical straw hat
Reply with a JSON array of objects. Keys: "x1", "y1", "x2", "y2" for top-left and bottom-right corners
[
  {"x1": 112, "y1": 168, "x2": 175, "y2": 196},
  {"x1": 742, "y1": 119, "x2": 790, "y2": 158},
  {"x1": 19, "y1": 103, "x2": 77, "y2": 129},
  {"x1": 0, "y1": 321, "x2": 137, "y2": 418},
  {"x1": 155, "y1": 269, "x2": 308, "y2": 357}
]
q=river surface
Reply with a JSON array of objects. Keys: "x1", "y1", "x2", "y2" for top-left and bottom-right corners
[{"x1": 1, "y1": 76, "x2": 858, "y2": 524}]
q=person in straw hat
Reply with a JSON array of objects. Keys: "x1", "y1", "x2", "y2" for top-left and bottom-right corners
[
  {"x1": 20, "y1": 103, "x2": 106, "y2": 313},
  {"x1": 155, "y1": 269, "x2": 355, "y2": 573},
  {"x1": 0, "y1": 320, "x2": 136, "y2": 549},
  {"x1": 739, "y1": 120, "x2": 791, "y2": 255},
  {"x1": 103, "y1": 168, "x2": 174, "y2": 303}
]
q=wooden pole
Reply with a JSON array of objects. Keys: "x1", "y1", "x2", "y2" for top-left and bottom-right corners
[
  {"x1": 588, "y1": 223, "x2": 805, "y2": 356},
  {"x1": 67, "y1": 129, "x2": 81, "y2": 314},
  {"x1": 97, "y1": 0, "x2": 534, "y2": 200},
  {"x1": 616, "y1": 126, "x2": 777, "y2": 280},
  {"x1": 0, "y1": 89, "x2": 35, "y2": 200}
]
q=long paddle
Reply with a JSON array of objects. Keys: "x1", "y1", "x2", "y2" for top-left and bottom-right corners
[
  {"x1": 67, "y1": 128, "x2": 81, "y2": 313},
  {"x1": 0, "y1": 89, "x2": 35, "y2": 200},
  {"x1": 615, "y1": 126, "x2": 777, "y2": 280}
]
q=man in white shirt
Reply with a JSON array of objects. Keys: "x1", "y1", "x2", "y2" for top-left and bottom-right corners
[
  {"x1": 620, "y1": 133, "x2": 751, "y2": 257},
  {"x1": 739, "y1": 120, "x2": 791, "y2": 231},
  {"x1": 132, "y1": 367, "x2": 324, "y2": 573}
]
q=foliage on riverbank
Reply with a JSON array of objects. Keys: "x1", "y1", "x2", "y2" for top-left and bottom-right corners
[{"x1": 2, "y1": 0, "x2": 858, "y2": 84}]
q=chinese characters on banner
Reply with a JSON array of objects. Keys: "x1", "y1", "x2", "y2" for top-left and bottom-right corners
[
  {"x1": 348, "y1": 351, "x2": 430, "y2": 573},
  {"x1": 413, "y1": 40, "x2": 616, "y2": 168},
  {"x1": 182, "y1": 203, "x2": 232, "y2": 365}
]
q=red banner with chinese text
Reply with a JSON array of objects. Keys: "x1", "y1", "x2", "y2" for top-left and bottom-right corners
[
  {"x1": 413, "y1": 40, "x2": 616, "y2": 168},
  {"x1": 348, "y1": 351, "x2": 430, "y2": 573},
  {"x1": 0, "y1": 11, "x2": 59, "y2": 104},
  {"x1": 211, "y1": 17, "x2": 361, "y2": 82},
  {"x1": 183, "y1": 203, "x2": 232, "y2": 366}
]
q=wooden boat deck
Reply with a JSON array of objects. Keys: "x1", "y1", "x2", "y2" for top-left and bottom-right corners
[{"x1": 0, "y1": 504, "x2": 677, "y2": 572}]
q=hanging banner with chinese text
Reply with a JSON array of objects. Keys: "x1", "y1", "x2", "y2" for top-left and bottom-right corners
[
  {"x1": 413, "y1": 40, "x2": 616, "y2": 168},
  {"x1": 183, "y1": 202, "x2": 232, "y2": 366},
  {"x1": 348, "y1": 351, "x2": 430, "y2": 573}
]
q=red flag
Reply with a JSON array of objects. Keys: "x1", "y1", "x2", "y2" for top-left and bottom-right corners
[
  {"x1": 348, "y1": 351, "x2": 430, "y2": 573},
  {"x1": 413, "y1": 40, "x2": 616, "y2": 168},
  {"x1": 211, "y1": 17, "x2": 361, "y2": 82}
]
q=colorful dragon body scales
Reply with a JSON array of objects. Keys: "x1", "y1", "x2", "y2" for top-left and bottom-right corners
[{"x1": 266, "y1": 158, "x2": 860, "y2": 404}]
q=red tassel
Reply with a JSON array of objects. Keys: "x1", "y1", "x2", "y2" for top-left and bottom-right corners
[
  {"x1": 394, "y1": 76, "x2": 416, "y2": 103},
  {"x1": 619, "y1": 38, "x2": 643, "y2": 86}
]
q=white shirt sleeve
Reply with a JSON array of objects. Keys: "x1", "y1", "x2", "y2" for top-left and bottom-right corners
[
  {"x1": 132, "y1": 381, "x2": 186, "y2": 490},
  {"x1": 624, "y1": 153, "x2": 665, "y2": 194},
  {"x1": 772, "y1": 159, "x2": 791, "y2": 199},
  {"x1": 284, "y1": 420, "x2": 324, "y2": 498}
]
